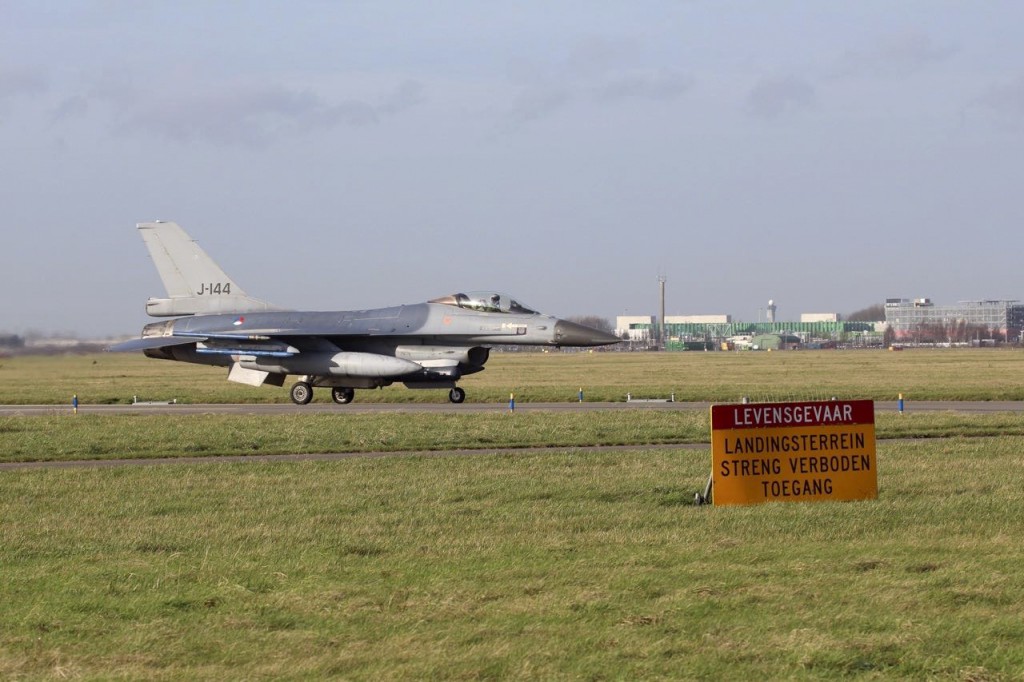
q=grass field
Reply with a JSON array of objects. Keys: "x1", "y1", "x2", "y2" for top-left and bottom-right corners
[
  {"x1": 4, "y1": 410, "x2": 1024, "y2": 465},
  {"x1": 2, "y1": 439, "x2": 1023, "y2": 679},
  {"x1": 2, "y1": 347, "x2": 1024, "y2": 404},
  {"x1": 3, "y1": 349, "x2": 1024, "y2": 679}
]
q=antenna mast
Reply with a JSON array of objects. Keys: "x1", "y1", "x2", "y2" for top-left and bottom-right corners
[{"x1": 659, "y1": 275, "x2": 666, "y2": 350}]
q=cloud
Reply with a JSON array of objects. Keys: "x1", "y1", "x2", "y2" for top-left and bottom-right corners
[
  {"x1": 376, "y1": 79, "x2": 425, "y2": 116},
  {"x1": 744, "y1": 76, "x2": 815, "y2": 119},
  {"x1": 565, "y1": 36, "x2": 635, "y2": 80},
  {"x1": 975, "y1": 74, "x2": 1024, "y2": 126},
  {"x1": 592, "y1": 70, "x2": 693, "y2": 102},
  {"x1": 50, "y1": 74, "x2": 425, "y2": 146},
  {"x1": 0, "y1": 65, "x2": 47, "y2": 114},
  {"x1": 832, "y1": 32, "x2": 958, "y2": 79},
  {"x1": 500, "y1": 37, "x2": 692, "y2": 128},
  {"x1": 51, "y1": 95, "x2": 90, "y2": 122},
  {"x1": 119, "y1": 85, "x2": 376, "y2": 146},
  {"x1": 49, "y1": 68, "x2": 137, "y2": 124},
  {"x1": 505, "y1": 84, "x2": 573, "y2": 127},
  {"x1": 90, "y1": 67, "x2": 139, "y2": 105}
]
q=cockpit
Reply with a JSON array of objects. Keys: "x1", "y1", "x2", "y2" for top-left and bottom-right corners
[{"x1": 429, "y1": 292, "x2": 539, "y2": 315}]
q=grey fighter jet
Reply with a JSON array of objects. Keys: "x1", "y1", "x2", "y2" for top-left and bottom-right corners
[{"x1": 109, "y1": 222, "x2": 619, "y2": 404}]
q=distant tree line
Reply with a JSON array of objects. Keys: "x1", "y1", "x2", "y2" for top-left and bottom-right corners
[
  {"x1": 566, "y1": 316, "x2": 613, "y2": 333},
  {"x1": 0, "y1": 334, "x2": 25, "y2": 348},
  {"x1": 845, "y1": 304, "x2": 885, "y2": 322},
  {"x1": 905, "y1": 322, "x2": 1005, "y2": 345}
]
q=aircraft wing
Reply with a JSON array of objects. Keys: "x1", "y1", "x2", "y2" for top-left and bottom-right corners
[{"x1": 109, "y1": 332, "x2": 304, "y2": 359}]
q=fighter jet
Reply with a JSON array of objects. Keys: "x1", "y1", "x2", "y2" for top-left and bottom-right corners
[{"x1": 109, "y1": 222, "x2": 619, "y2": 404}]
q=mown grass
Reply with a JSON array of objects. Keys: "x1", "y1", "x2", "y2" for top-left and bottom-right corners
[
  {"x1": 3, "y1": 347, "x2": 1024, "y2": 404},
  {"x1": 0, "y1": 411, "x2": 704, "y2": 463},
  {"x1": 2, "y1": 438, "x2": 1023, "y2": 679},
  {"x1": 3, "y1": 410, "x2": 1024, "y2": 464},
  {"x1": 4, "y1": 350, "x2": 1023, "y2": 678}
]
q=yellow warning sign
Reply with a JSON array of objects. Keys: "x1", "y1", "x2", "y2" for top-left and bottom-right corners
[{"x1": 711, "y1": 400, "x2": 877, "y2": 506}]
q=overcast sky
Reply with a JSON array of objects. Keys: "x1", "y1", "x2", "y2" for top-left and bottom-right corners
[{"x1": 2, "y1": 1, "x2": 1023, "y2": 337}]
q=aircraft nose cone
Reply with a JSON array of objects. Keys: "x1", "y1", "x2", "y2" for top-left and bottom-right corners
[{"x1": 553, "y1": 320, "x2": 621, "y2": 347}]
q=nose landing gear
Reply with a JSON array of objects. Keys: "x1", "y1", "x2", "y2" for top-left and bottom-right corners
[{"x1": 331, "y1": 387, "x2": 355, "y2": 404}]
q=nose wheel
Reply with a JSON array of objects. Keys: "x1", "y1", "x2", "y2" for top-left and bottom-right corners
[
  {"x1": 331, "y1": 387, "x2": 355, "y2": 404},
  {"x1": 448, "y1": 387, "x2": 466, "y2": 404}
]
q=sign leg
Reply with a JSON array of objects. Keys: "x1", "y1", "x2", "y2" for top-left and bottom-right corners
[{"x1": 696, "y1": 474, "x2": 713, "y2": 505}]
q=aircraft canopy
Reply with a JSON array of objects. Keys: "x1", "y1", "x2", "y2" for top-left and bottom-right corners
[{"x1": 430, "y1": 292, "x2": 538, "y2": 315}]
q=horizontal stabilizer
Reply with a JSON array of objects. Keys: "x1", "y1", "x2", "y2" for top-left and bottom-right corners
[{"x1": 107, "y1": 336, "x2": 201, "y2": 352}]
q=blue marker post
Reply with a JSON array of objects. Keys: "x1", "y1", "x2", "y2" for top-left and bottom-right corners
[
  {"x1": 898, "y1": 393, "x2": 904, "y2": 416},
  {"x1": 509, "y1": 392, "x2": 515, "y2": 412},
  {"x1": 72, "y1": 393, "x2": 79, "y2": 415},
  {"x1": 578, "y1": 387, "x2": 584, "y2": 403}
]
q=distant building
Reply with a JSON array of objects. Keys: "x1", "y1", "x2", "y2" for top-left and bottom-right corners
[
  {"x1": 884, "y1": 298, "x2": 1024, "y2": 343},
  {"x1": 666, "y1": 314, "x2": 732, "y2": 324},
  {"x1": 615, "y1": 316, "x2": 656, "y2": 343},
  {"x1": 801, "y1": 313, "x2": 839, "y2": 323}
]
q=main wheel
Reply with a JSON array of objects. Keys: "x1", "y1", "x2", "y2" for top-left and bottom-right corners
[
  {"x1": 331, "y1": 387, "x2": 355, "y2": 404},
  {"x1": 448, "y1": 387, "x2": 466, "y2": 404},
  {"x1": 290, "y1": 381, "x2": 314, "y2": 405}
]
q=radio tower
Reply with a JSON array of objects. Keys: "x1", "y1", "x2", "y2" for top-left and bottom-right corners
[{"x1": 659, "y1": 275, "x2": 666, "y2": 349}]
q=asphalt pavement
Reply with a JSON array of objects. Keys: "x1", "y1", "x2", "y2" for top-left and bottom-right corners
[{"x1": 2, "y1": 400, "x2": 1022, "y2": 416}]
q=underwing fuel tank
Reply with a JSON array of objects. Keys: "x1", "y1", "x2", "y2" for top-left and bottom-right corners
[
  {"x1": 394, "y1": 345, "x2": 489, "y2": 366},
  {"x1": 241, "y1": 352, "x2": 421, "y2": 378}
]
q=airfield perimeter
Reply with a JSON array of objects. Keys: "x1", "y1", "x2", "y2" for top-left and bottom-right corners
[
  {"x1": 2, "y1": 348, "x2": 1024, "y2": 469},
  {"x1": 4, "y1": 350, "x2": 1024, "y2": 677}
]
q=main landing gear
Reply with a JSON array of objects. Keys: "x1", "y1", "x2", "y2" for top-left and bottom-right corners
[
  {"x1": 288, "y1": 382, "x2": 352, "y2": 405},
  {"x1": 290, "y1": 381, "x2": 313, "y2": 405},
  {"x1": 288, "y1": 382, "x2": 469, "y2": 405}
]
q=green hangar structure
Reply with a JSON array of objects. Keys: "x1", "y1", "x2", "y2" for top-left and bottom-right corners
[{"x1": 615, "y1": 314, "x2": 879, "y2": 350}]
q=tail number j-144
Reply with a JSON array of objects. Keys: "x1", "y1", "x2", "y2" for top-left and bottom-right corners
[{"x1": 197, "y1": 283, "x2": 231, "y2": 295}]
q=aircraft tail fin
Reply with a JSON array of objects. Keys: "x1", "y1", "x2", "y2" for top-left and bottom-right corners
[{"x1": 137, "y1": 221, "x2": 282, "y2": 317}]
